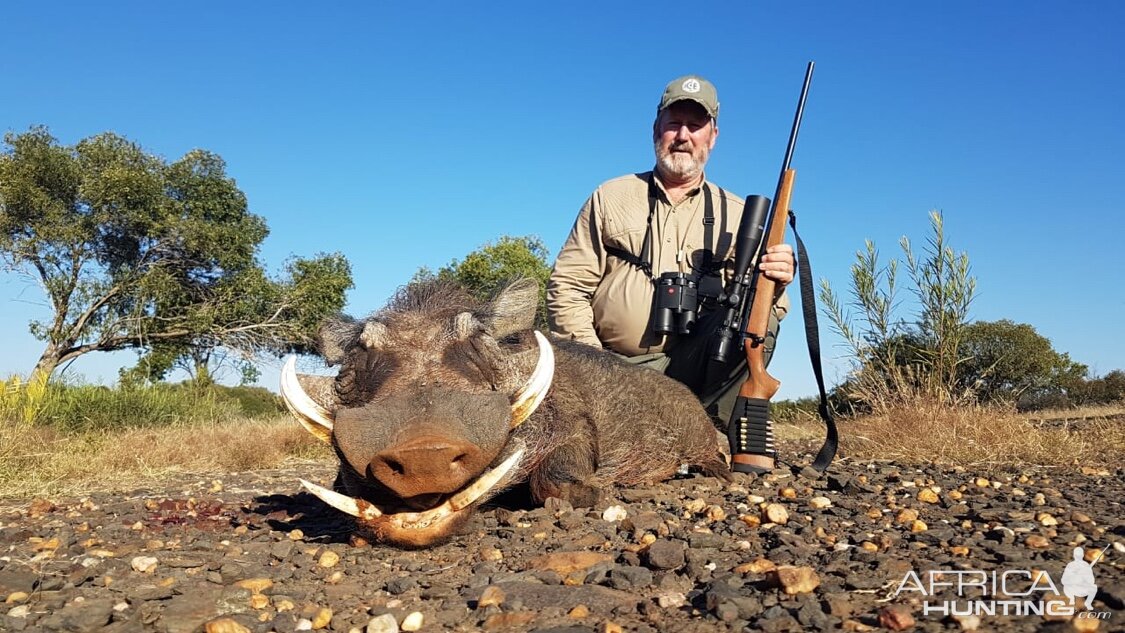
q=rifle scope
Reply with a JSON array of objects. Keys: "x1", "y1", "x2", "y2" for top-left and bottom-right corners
[{"x1": 710, "y1": 194, "x2": 771, "y2": 363}]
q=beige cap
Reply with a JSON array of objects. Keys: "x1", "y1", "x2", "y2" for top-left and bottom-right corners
[{"x1": 658, "y1": 75, "x2": 719, "y2": 119}]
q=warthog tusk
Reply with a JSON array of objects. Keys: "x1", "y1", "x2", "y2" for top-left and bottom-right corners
[
  {"x1": 510, "y1": 331, "x2": 554, "y2": 429},
  {"x1": 280, "y1": 356, "x2": 335, "y2": 443},
  {"x1": 299, "y1": 479, "x2": 381, "y2": 520},
  {"x1": 298, "y1": 443, "x2": 526, "y2": 530}
]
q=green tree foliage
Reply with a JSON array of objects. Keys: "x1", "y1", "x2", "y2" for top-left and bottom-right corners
[
  {"x1": 820, "y1": 211, "x2": 976, "y2": 411},
  {"x1": 956, "y1": 319, "x2": 1087, "y2": 404},
  {"x1": 0, "y1": 127, "x2": 353, "y2": 382},
  {"x1": 1067, "y1": 369, "x2": 1125, "y2": 407},
  {"x1": 413, "y1": 235, "x2": 552, "y2": 329}
]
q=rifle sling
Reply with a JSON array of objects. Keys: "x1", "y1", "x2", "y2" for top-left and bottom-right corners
[{"x1": 787, "y1": 210, "x2": 839, "y2": 472}]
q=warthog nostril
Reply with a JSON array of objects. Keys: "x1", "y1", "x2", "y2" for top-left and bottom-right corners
[{"x1": 372, "y1": 436, "x2": 486, "y2": 496}]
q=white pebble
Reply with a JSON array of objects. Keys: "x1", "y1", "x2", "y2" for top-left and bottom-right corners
[
  {"x1": 657, "y1": 592, "x2": 687, "y2": 608},
  {"x1": 296, "y1": 619, "x2": 313, "y2": 631},
  {"x1": 602, "y1": 505, "x2": 628, "y2": 522},
  {"x1": 130, "y1": 556, "x2": 158, "y2": 573},
  {"x1": 401, "y1": 611, "x2": 424, "y2": 631},
  {"x1": 366, "y1": 613, "x2": 399, "y2": 633},
  {"x1": 7, "y1": 605, "x2": 30, "y2": 618}
]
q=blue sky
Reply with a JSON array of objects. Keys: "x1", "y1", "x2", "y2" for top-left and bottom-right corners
[{"x1": 2, "y1": 1, "x2": 1123, "y2": 399}]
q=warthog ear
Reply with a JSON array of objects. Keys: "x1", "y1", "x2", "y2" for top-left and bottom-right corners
[
  {"x1": 482, "y1": 278, "x2": 540, "y2": 338},
  {"x1": 319, "y1": 316, "x2": 364, "y2": 366}
]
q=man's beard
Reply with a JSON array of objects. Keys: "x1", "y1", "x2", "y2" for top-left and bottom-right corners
[{"x1": 655, "y1": 142, "x2": 707, "y2": 182}]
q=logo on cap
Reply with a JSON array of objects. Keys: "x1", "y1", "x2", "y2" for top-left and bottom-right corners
[{"x1": 681, "y1": 78, "x2": 701, "y2": 93}]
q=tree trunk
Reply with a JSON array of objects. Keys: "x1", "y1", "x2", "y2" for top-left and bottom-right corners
[{"x1": 31, "y1": 346, "x2": 62, "y2": 383}]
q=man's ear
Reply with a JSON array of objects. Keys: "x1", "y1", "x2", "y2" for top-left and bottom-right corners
[{"x1": 709, "y1": 121, "x2": 719, "y2": 150}]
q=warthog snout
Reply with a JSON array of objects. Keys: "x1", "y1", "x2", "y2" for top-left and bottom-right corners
[{"x1": 371, "y1": 434, "x2": 486, "y2": 498}]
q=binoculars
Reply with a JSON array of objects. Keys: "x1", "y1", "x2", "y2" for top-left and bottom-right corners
[{"x1": 652, "y1": 272, "x2": 699, "y2": 335}]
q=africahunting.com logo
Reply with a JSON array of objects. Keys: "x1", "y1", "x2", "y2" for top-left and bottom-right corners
[{"x1": 894, "y1": 544, "x2": 1113, "y2": 621}]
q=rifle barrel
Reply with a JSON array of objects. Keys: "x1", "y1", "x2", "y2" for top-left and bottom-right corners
[{"x1": 779, "y1": 62, "x2": 815, "y2": 178}]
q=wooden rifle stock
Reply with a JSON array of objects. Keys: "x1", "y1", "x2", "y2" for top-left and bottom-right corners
[{"x1": 740, "y1": 168, "x2": 794, "y2": 400}]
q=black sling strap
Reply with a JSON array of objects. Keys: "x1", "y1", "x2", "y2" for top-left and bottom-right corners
[{"x1": 787, "y1": 210, "x2": 838, "y2": 472}]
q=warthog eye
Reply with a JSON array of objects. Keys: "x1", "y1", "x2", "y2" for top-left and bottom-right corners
[
  {"x1": 336, "y1": 350, "x2": 398, "y2": 404},
  {"x1": 443, "y1": 338, "x2": 501, "y2": 389}
]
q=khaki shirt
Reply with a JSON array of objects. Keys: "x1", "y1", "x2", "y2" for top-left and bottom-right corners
[{"x1": 548, "y1": 171, "x2": 789, "y2": 356}]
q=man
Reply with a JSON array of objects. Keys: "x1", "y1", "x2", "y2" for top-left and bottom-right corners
[{"x1": 547, "y1": 75, "x2": 795, "y2": 467}]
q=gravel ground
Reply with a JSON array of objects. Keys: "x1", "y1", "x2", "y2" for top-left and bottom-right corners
[{"x1": 1, "y1": 451, "x2": 1122, "y2": 633}]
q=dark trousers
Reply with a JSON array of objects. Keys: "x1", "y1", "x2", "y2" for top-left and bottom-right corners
[{"x1": 621, "y1": 309, "x2": 779, "y2": 427}]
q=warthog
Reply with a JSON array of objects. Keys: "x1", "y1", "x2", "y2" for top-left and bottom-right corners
[{"x1": 282, "y1": 278, "x2": 728, "y2": 547}]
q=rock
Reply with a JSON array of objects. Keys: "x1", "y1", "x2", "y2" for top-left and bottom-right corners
[
  {"x1": 602, "y1": 506, "x2": 628, "y2": 522},
  {"x1": 205, "y1": 618, "x2": 252, "y2": 633},
  {"x1": 607, "y1": 566, "x2": 653, "y2": 590},
  {"x1": 400, "y1": 611, "x2": 423, "y2": 631},
  {"x1": 477, "y1": 585, "x2": 505, "y2": 608},
  {"x1": 917, "y1": 489, "x2": 940, "y2": 504},
  {"x1": 770, "y1": 566, "x2": 819, "y2": 594},
  {"x1": 462, "y1": 582, "x2": 638, "y2": 615},
  {"x1": 527, "y1": 551, "x2": 614, "y2": 575},
  {"x1": 385, "y1": 577, "x2": 417, "y2": 595},
  {"x1": 895, "y1": 508, "x2": 919, "y2": 524},
  {"x1": 234, "y1": 578, "x2": 273, "y2": 594},
  {"x1": 878, "y1": 604, "x2": 914, "y2": 630},
  {"x1": 365, "y1": 613, "x2": 399, "y2": 633},
  {"x1": 318, "y1": 550, "x2": 340, "y2": 568},
  {"x1": 809, "y1": 496, "x2": 832, "y2": 509},
  {"x1": 951, "y1": 613, "x2": 980, "y2": 631},
  {"x1": 310, "y1": 607, "x2": 332, "y2": 629},
  {"x1": 131, "y1": 556, "x2": 159, "y2": 573},
  {"x1": 735, "y1": 558, "x2": 776, "y2": 575},
  {"x1": 643, "y1": 540, "x2": 685, "y2": 570},
  {"x1": 162, "y1": 588, "x2": 223, "y2": 633},
  {"x1": 762, "y1": 504, "x2": 789, "y2": 525}
]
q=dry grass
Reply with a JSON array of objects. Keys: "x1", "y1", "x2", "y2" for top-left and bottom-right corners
[
  {"x1": 1022, "y1": 402, "x2": 1125, "y2": 422},
  {"x1": 831, "y1": 402, "x2": 1125, "y2": 469},
  {"x1": 0, "y1": 415, "x2": 332, "y2": 500}
]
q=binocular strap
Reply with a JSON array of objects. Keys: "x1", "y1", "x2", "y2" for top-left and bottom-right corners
[{"x1": 727, "y1": 396, "x2": 776, "y2": 474}]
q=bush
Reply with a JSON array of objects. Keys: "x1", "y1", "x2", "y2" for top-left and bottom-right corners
[
  {"x1": 211, "y1": 385, "x2": 285, "y2": 418},
  {"x1": 819, "y1": 211, "x2": 975, "y2": 412},
  {"x1": 1, "y1": 378, "x2": 285, "y2": 432}
]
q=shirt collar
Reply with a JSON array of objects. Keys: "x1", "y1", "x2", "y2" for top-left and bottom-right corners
[{"x1": 651, "y1": 168, "x2": 706, "y2": 202}]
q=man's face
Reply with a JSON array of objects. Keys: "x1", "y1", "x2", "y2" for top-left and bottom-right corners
[{"x1": 653, "y1": 100, "x2": 718, "y2": 183}]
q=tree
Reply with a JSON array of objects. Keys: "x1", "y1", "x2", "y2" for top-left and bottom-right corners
[
  {"x1": 956, "y1": 319, "x2": 1087, "y2": 404},
  {"x1": 413, "y1": 235, "x2": 552, "y2": 329},
  {"x1": 1069, "y1": 369, "x2": 1125, "y2": 406},
  {"x1": 0, "y1": 127, "x2": 353, "y2": 381}
]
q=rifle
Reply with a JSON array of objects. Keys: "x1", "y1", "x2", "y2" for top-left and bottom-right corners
[{"x1": 709, "y1": 61, "x2": 836, "y2": 474}]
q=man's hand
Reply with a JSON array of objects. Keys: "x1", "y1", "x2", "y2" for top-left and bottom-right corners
[{"x1": 758, "y1": 244, "x2": 796, "y2": 287}]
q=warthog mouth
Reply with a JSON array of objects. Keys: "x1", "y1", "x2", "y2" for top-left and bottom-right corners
[
  {"x1": 280, "y1": 331, "x2": 553, "y2": 540},
  {"x1": 298, "y1": 441, "x2": 526, "y2": 532}
]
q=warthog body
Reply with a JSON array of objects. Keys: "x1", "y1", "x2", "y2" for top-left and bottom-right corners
[{"x1": 283, "y1": 278, "x2": 727, "y2": 547}]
